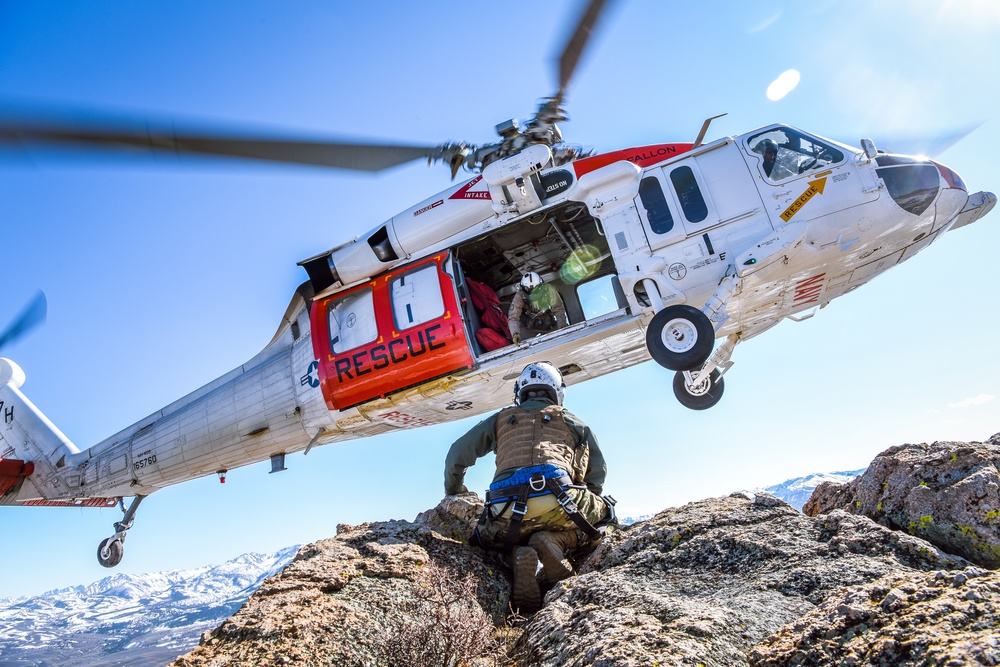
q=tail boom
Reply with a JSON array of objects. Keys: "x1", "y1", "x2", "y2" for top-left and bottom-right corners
[{"x1": 0, "y1": 358, "x2": 85, "y2": 505}]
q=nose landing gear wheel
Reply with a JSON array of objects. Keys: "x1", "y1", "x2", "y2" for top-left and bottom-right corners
[
  {"x1": 646, "y1": 305, "x2": 715, "y2": 371},
  {"x1": 97, "y1": 537, "x2": 124, "y2": 568},
  {"x1": 673, "y1": 369, "x2": 725, "y2": 410}
]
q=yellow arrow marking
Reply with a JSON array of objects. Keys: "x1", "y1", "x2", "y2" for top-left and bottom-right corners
[{"x1": 780, "y1": 177, "x2": 827, "y2": 222}]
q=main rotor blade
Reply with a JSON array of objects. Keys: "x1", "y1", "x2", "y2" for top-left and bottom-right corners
[
  {"x1": 0, "y1": 118, "x2": 445, "y2": 172},
  {"x1": 872, "y1": 122, "x2": 983, "y2": 158},
  {"x1": 556, "y1": 0, "x2": 613, "y2": 97},
  {"x1": 0, "y1": 291, "x2": 47, "y2": 351}
]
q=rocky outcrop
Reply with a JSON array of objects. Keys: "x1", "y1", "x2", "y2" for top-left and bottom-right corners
[
  {"x1": 170, "y1": 494, "x2": 507, "y2": 667},
  {"x1": 804, "y1": 435, "x2": 1000, "y2": 569},
  {"x1": 521, "y1": 494, "x2": 968, "y2": 666},
  {"x1": 169, "y1": 437, "x2": 1000, "y2": 667},
  {"x1": 170, "y1": 493, "x2": 991, "y2": 667},
  {"x1": 748, "y1": 567, "x2": 1000, "y2": 666}
]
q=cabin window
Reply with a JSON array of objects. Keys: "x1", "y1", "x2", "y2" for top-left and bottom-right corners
[
  {"x1": 670, "y1": 166, "x2": 708, "y2": 223},
  {"x1": 390, "y1": 264, "x2": 445, "y2": 330},
  {"x1": 328, "y1": 288, "x2": 377, "y2": 354},
  {"x1": 638, "y1": 176, "x2": 674, "y2": 234},
  {"x1": 577, "y1": 274, "x2": 621, "y2": 320}
]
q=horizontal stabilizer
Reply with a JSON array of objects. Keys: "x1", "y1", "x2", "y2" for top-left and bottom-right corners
[
  {"x1": 0, "y1": 458, "x2": 34, "y2": 497},
  {"x1": 950, "y1": 190, "x2": 996, "y2": 232}
]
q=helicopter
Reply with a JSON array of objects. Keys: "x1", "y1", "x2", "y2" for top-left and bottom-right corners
[{"x1": 0, "y1": 0, "x2": 996, "y2": 570}]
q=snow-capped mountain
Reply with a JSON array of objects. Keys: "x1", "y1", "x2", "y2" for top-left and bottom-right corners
[
  {"x1": 0, "y1": 545, "x2": 299, "y2": 667},
  {"x1": 745, "y1": 469, "x2": 865, "y2": 511},
  {"x1": 618, "y1": 470, "x2": 866, "y2": 525}
]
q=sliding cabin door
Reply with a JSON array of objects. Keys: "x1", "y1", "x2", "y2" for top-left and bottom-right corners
[{"x1": 310, "y1": 252, "x2": 474, "y2": 411}]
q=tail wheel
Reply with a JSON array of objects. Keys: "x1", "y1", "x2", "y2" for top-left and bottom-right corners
[
  {"x1": 646, "y1": 305, "x2": 715, "y2": 371},
  {"x1": 673, "y1": 369, "x2": 725, "y2": 410},
  {"x1": 97, "y1": 537, "x2": 124, "y2": 568}
]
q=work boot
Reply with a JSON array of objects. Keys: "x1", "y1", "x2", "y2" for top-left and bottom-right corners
[
  {"x1": 509, "y1": 546, "x2": 541, "y2": 613},
  {"x1": 529, "y1": 530, "x2": 578, "y2": 584}
]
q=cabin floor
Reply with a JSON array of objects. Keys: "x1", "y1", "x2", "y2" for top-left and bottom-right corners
[{"x1": 451, "y1": 201, "x2": 629, "y2": 358}]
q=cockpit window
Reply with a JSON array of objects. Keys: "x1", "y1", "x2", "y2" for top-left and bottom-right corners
[
  {"x1": 875, "y1": 156, "x2": 939, "y2": 216},
  {"x1": 748, "y1": 127, "x2": 845, "y2": 182}
]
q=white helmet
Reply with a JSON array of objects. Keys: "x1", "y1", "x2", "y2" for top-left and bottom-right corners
[
  {"x1": 514, "y1": 361, "x2": 565, "y2": 405},
  {"x1": 520, "y1": 271, "x2": 542, "y2": 292}
]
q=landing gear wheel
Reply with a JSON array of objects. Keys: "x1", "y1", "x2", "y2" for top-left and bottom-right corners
[
  {"x1": 646, "y1": 305, "x2": 715, "y2": 371},
  {"x1": 97, "y1": 537, "x2": 124, "y2": 568},
  {"x1": 673, "y1": 369, "x2": 725, "y2": 410}
]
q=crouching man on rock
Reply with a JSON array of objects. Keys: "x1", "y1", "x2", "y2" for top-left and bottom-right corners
[{"x1": 443, "y1": 361, "x2": 616, "y2": 613}]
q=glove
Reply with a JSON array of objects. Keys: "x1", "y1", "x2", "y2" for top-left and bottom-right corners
[{"x1": 512, "y1": 333, "x2": 521, "y2": 344}]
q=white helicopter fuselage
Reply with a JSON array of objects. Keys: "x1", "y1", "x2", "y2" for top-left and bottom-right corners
[{"x1": 1, "y1": 123, "x2": 994, "y2": 509}]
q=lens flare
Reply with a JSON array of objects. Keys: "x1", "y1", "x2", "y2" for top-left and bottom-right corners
[
  {"x1": 559, "y1": 245, "x2": 602, "y2": 284},
  {"x1": 766, "y1": 69, "x2": 800, "y2": 101}
]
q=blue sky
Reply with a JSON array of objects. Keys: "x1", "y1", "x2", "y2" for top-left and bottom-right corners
[{"x1": 1, "y1": 0, "x2": 997, "y2": 599}]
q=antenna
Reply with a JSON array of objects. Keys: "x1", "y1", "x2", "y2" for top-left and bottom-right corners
[{"x1": 693, "y1": 114, "x2": 728, "y2": 149}]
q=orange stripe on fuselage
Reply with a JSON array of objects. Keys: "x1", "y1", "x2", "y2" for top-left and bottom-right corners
[{"x1": 572, "y1": 143, "x2": 694, "y2": 178}]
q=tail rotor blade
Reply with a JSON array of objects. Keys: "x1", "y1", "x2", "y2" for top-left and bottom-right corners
[{"x1": 0, "y1": 291, "x2": 47, "y2": 351}]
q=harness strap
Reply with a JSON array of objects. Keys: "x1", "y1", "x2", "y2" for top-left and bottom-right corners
[
  {"x1": 544, "y1": 477, "x2": 602, "y2": 542},
  {"x1": 503, "y1": 484, "x2": 531, "y2": 553},
  {"x1": 485, "y1": 473, "x2": 575, "y2": 504},
  {"x1": 474, "y1": 469, "x2": 604, "y2": 554}
]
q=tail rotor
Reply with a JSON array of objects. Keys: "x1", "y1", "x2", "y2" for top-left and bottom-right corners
[{"x1": 0, "y1": 290, "x2": 47, "y2": 352}]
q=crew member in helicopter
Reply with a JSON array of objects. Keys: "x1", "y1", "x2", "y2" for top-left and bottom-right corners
[
  {"x1": 507, "y1": 272, "x2": 569, "y2": 344},
  {"x1": 758, "y1": 138, "x2": 779, "y2": 178},
  {"x1": 443, "y1": 362, "x2": 616, "y2": 613},
  {"x1": 756, "y1": 137, "x2": 803, "y2": 180}
]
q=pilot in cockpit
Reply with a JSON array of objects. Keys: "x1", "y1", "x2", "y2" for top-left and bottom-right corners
[{"x1": 758, "y1": 138, "x2": 779, "y2": 178}]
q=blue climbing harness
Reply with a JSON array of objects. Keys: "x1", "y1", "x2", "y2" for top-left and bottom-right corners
[{"x1": 475, "y1": 463, "x2": 602, "y2": 553}]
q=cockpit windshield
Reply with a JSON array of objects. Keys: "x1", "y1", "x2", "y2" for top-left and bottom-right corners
[{"x1": 748, "y1": 127, "x2": 845, "y2": 182}]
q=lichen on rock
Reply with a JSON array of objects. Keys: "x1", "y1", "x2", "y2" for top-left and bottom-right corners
[{"x1": 804, "y1": 435, "x2": 1000, "y2": 569}]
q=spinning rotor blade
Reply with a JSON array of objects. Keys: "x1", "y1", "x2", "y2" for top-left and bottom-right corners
[
  {"x1": 0, "y1": 3, "x2": 616, "y2": 177},
  {"x1": 872, "y1": 122, "x2": 983, "y2": 159},
  {"x1": 0, "y1": 291, "x2": 47, "y2": 352},
  {"x1": 522, "y1": 0, "x2": 614, "y2": 148},
  {"x1": 556, "y1": 0, "x2": 612, "y2": 98},
  {"x1": 0, "y1": 116, "x2": 449, "y2": 172}
]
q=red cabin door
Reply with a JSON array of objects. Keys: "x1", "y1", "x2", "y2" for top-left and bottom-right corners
[{"x1": 310, "y1": 252, "x2": 475, "y2": 411}]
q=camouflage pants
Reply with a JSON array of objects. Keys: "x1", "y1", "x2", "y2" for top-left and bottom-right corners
[{"x1": 476, "y1": 487, "x2": 612, "y2": 550}]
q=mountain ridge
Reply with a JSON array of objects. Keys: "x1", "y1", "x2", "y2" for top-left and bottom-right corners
[
  {"x1": 0, "y1": 545, "x2": 299, "y2": 667},
  {"x1": 745, "y1": 468, "x2": 865, "y2": 511}
]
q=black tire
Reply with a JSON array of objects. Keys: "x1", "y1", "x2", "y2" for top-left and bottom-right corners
[
  {"x1": 646, "y1": 305, "x2": 715, "y2": 371},
  {"x1": 673, "y1": 369, "x2": 725, "y2": 410},
  {"x1": 97, "y1": 537, "x2": 124, "y2": 568}
]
